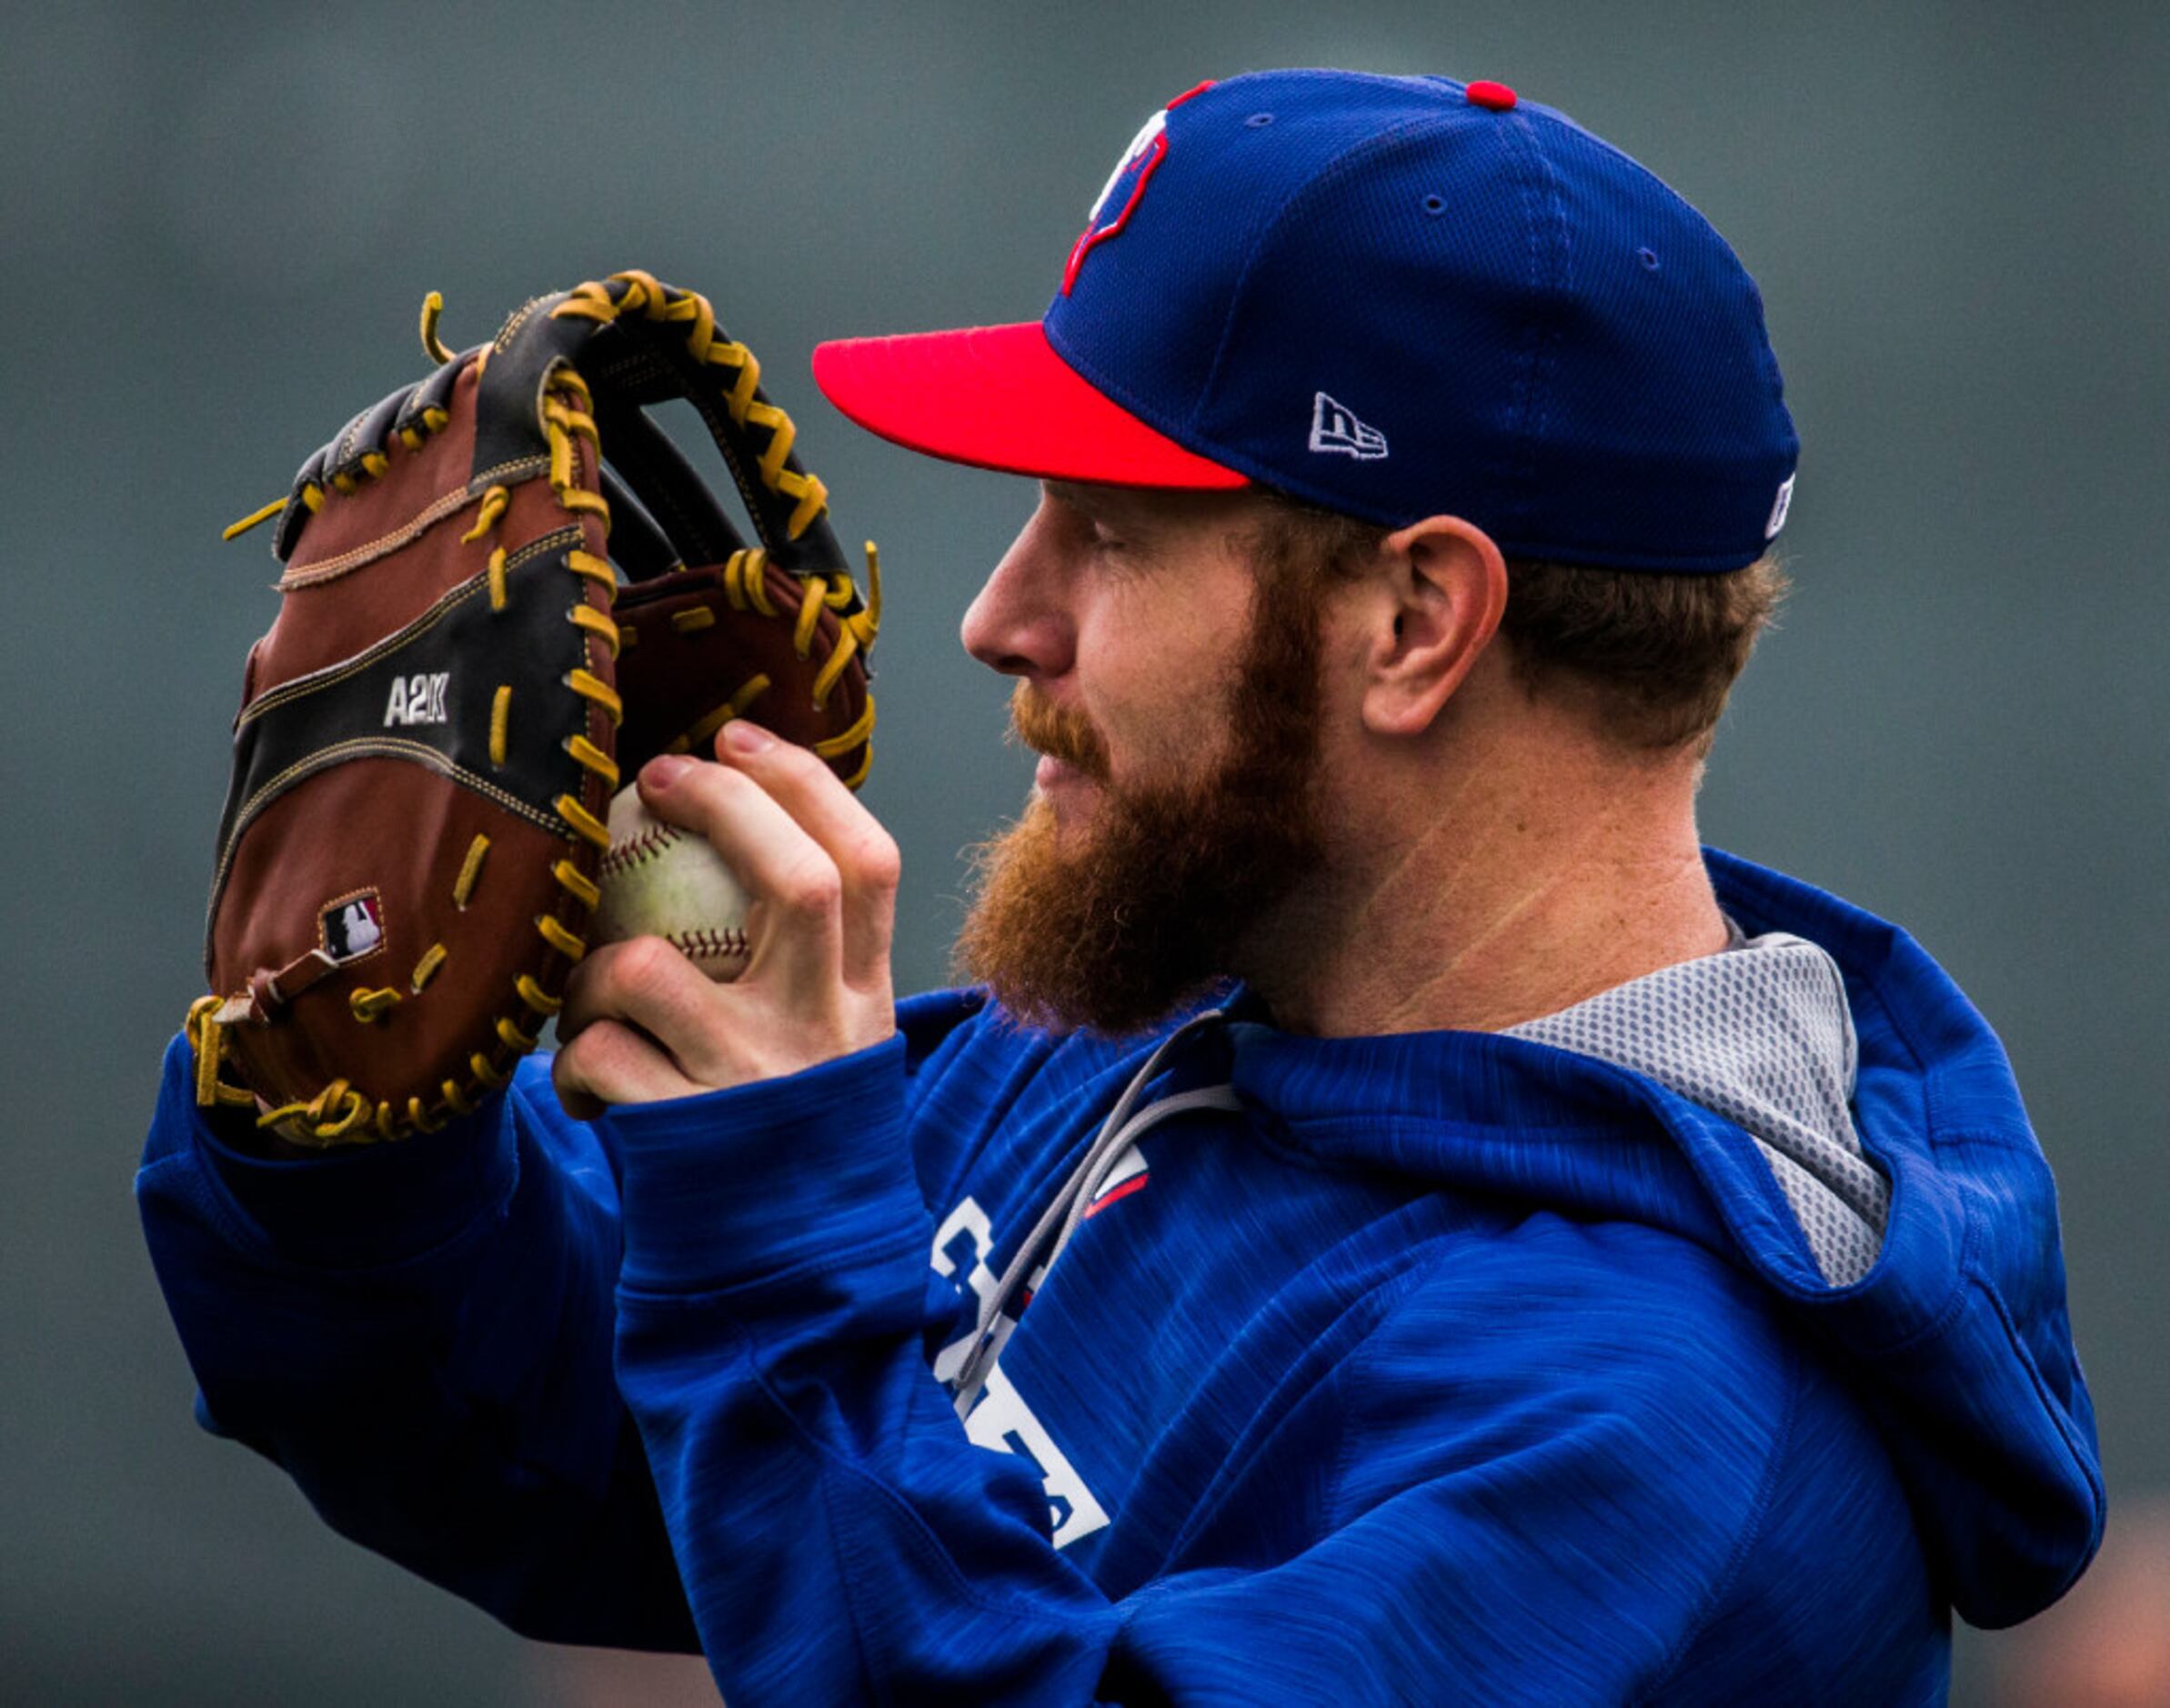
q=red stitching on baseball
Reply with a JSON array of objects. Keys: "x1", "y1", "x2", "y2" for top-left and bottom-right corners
[
  {"x1": 598, "y1": 823, "x2": 680, "y2": 879},
  {"x1": 667, "y1": 927, "x2": 749, "y2": 962}
]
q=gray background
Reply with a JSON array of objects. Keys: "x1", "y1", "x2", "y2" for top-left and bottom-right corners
[{"x1": 4, "y1": 1, "x2": 2164, "y2": 1702}]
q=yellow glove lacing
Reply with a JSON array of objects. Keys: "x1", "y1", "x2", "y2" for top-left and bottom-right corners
[{"x1": 197, "y1": 274, "x2": 881, "y2": 1146}]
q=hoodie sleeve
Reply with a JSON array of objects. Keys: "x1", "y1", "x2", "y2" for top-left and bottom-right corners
[
  {"x1": 608, "y1": 1051, "x2": 1812, "y2": 1704},
  {"x1": 134, "y1": 1030, "x2": 700, "y2": 1650},
  {"x1": 132, "y1": 988, "x2": 990, "y2": 1653}
]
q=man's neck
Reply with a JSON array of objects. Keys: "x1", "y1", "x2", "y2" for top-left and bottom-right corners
[{"x1": 1241, "y1": 728, "x2": 1730, "y2": 1039}]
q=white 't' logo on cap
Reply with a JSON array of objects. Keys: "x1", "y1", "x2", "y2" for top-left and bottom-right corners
[{"x1": 1089, "y1": 109, "x2": 1169, "y2": 222}]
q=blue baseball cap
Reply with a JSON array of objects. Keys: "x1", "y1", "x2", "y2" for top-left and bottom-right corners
[{"x1": 813, "y1": 69, "x2": 1799, "y2": 572}]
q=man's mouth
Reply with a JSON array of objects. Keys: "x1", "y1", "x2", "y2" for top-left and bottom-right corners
[
  {"x1": 1033, "y1": 753, "x2": 1096, "y2": 796},
  {"x1": 1011, "y1": 684, "x2": 1110, "y2": 785}
]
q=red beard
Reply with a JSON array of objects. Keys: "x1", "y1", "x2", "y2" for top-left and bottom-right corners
[{"x1": 951, "y1": 558, "x2": 1331, "y2": 1037}]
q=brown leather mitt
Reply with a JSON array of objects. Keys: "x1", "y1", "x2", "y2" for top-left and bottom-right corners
[{"x1": 186, "y1": 270, "x2": 880, "y2": 1147}]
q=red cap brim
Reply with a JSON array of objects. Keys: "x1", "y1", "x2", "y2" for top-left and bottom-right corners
[{"x1": 810, "y1": 322, "x2": 1248, "y2": 489}]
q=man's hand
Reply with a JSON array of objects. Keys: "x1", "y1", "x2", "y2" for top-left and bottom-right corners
[{"x1": 552, "y1": 718, "x2": 899, "y2": 1120}]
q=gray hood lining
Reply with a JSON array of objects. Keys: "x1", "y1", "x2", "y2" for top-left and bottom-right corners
[{"x1": 1506, "y1": 928, "x2": 1889, "y2": 1286}]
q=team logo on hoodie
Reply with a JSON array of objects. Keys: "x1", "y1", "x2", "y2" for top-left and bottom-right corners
[
  {"x1": 930, "y1": 1194, "x2": 1111, "y2": 1550},
  {"x1": 1082, "y1": 1144, "x2": 1150, "y2": 1219}
]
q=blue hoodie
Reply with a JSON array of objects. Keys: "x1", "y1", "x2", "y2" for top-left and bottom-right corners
[{"x1": 136, "y1": 849, "x2": 2102, "y2": 1703}]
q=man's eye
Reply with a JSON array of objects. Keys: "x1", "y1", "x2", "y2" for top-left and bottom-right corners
[{"x1": 1075, "y1": 515, "x2": 1149, "y2": 574}]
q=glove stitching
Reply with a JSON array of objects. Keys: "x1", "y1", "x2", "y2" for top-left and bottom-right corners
[
  {"x1": 242, "y1": 529, "x2": 579, "y2": 725},
  {"x1": 276, "y1": 457, "x2": 549, "y2": 590}
]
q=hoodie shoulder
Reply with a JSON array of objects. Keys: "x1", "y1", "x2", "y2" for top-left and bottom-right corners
[
  {"x1": 1335, "y1": 1211, "x2": 1943, "y2": 1699},
  {"x1": 1336, "y1": 1212, "x2": 1800, "y2": 1532},
  {"x1": 1706, "y1": 849, "x2": 2105, "y2": 1626}
]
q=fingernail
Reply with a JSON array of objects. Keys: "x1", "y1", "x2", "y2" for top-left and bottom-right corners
[
  {"x1": 642, "y1": 754, "x2": 695, "y2": 789},
  {"x1": 722, "y1": 719, "x2": 776, "y2": 755}
]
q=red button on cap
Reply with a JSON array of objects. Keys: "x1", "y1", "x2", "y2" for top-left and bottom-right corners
[{"x1": 1466, "y1": 80, "x2": 1518, "y2": 111}]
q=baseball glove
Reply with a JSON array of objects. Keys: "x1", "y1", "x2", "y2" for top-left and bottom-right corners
[{"x1": 186, "y1": 269, "x2": 880, "y2": 1147}]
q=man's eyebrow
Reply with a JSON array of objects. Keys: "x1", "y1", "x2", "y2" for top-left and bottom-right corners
[{"x1": 1045, "y1": 479, "x2": 1171, "y2": 530}]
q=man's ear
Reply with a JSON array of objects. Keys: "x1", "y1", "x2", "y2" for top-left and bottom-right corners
[{"x1": 1354, "y1": 516, "x2": 1509, "y2": 738}]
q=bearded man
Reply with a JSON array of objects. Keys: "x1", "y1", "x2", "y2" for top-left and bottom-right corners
[{"x1": 140, "y1": 71, "x2": 2100, "y2": 1703}]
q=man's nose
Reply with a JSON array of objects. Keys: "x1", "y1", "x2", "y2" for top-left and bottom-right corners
[{"x1": 961, "y1": 503, "x2": 1073, "y2": 679}]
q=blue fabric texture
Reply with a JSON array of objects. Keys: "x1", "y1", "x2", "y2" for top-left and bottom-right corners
[{"x1": 136, "y1": 849, "x2": 2101, "y2": 1703}]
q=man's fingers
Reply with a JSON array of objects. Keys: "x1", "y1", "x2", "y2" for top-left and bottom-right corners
[
  {"x1": 560, "y1": 936, "x2": 735, "y2": 1080},
  {"x1": 709, "y1": 721, "x2": 899, "y2": 987},
  {"x1": 552, "y1": 1016, "x2": 701, "y2": 1120},
  {"x1": 549, "y1": 736, "x2": 899, "y2": 1110},
  {"x1": 634, "y1": 745, "x2": 876, "y2": 988}
]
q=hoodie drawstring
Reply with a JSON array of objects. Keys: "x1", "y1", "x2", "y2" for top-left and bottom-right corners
[{"x1": 950, "y1": 1010, "x2": 1240, "y2": 1408}]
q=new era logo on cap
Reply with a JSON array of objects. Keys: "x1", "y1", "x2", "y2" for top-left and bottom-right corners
[{"x1": 1309, "y1": 392, "x2": 1388, "y2": 460}]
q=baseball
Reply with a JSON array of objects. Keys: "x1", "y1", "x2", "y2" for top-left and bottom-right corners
[{"x1": 589, "y1": 783, "x2": 753, "y2": 980}]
